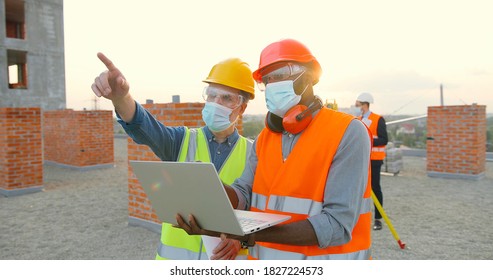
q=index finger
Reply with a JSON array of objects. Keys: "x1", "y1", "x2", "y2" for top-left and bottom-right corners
[{"x1": 97, "y1": 52, "x2": 117, "y2": 71}]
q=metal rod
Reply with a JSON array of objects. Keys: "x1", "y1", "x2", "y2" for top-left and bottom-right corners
[
  {"x1": 440, "y1": 84, "x2": 444, "y2": 106},
  {"x1": 386, "y1": 114, "x2": 428, "y2": 126}
]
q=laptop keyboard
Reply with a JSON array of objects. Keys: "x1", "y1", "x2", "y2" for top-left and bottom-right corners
[{"x1": 239, "y1": 217, "x2": 267, "y2": 229}]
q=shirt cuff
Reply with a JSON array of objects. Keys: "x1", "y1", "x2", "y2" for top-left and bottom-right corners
[
  {"x1": 307, "y1": 214, "x2": 334, "y2": 248},
  {"x1": 232, "y1": 186, "x2": 247, "y2": 210},
  {"x1": 116, "y1": 101, "x2": 143, "y2": 129}
]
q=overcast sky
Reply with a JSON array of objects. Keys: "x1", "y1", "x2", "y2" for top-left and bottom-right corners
[{"x1": 63, "y1": 0, "x2": 493, "y2": 116}]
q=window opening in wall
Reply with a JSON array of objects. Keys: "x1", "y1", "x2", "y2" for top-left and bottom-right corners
[
  {"x1": 8, "y1": 65, "x2": 19, "y2": 84},
  {"x1": 7, "y1": 50, "x2": 28, "y2": 89},
  {"x1": 5, "y1": 0, "x2": 26, "y2": 39}
]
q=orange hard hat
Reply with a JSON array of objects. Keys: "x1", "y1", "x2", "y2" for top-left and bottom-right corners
[{"x1": 252, "y1": 39, "x2": 322, "y2": 85}]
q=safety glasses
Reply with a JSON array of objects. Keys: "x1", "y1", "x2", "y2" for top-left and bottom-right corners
[
  {"x1": 257, "y1": 63, "x2": 305, "y2": 91},
  {"x1": 202, "y1": 86, "x2": 244, "y2": 109}
]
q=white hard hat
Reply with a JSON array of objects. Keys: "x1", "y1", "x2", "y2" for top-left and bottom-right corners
[{"x1": 356, "y1": 92, "x2": 374, "y2": 104}]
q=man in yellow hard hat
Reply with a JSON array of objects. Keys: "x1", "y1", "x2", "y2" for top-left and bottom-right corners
[{"x1": 91, "y1": 53, "x2": 255, "y2": 260}]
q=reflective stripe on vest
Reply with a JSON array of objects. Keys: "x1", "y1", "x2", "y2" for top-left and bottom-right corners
[
  {"x1": 177, "y1": 127, "x2": 192, "y2": 162},
  {"x1": 372, "y1": 147, "x2": 386, "y2": 153},
  {"x1": 156, "y1": 238, "x2": 208, "y2": 260},
  {"x1": 251, "y1": 193, "x2": 372, "y2": 216},
  {"x1": 249, "y1": 244, "x2": 371, "y2": 260},
  {"x1": 156, "y1": 127, "x2": 250, "y2": 260},
  {"x1": 251, "y1": 108, "x2": 372, "y2": 260}
]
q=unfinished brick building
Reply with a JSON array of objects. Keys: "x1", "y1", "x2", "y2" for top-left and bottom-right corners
[
  {"x1": 1, "y1": 0, "x2": 114, "y2": 196},
  {"x1": 0, "y1": 0, "x2": 66, "y2": 109}
]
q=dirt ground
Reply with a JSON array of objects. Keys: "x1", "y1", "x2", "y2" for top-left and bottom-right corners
[{"x1": 1, "y1": 137, "x2": 492, "y2": 259}]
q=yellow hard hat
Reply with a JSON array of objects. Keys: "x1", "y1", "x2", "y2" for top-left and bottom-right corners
[{"x1": 203, "y1": 58, "x2": 255, "y2": 99}]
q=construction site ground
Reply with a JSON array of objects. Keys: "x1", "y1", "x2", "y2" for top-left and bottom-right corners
[{"x1": 1, "y1": 137, "x2": 492, "y2": 260}]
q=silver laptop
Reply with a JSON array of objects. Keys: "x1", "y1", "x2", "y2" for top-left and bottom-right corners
[{"x1": 130, "y1": 160, "x2": 290, "y2": 236}]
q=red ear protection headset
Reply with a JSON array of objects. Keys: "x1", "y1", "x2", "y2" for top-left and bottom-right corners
[{"x1": 265, "y1": 96, "x2": 324, "y2": 134}]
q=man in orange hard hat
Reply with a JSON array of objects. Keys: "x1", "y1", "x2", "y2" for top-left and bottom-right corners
[
  {"x1": 355, "y1": 92, "x2": 388, "y2": 231},
  {"x1": 177, "y1": 39, "x2": 373, "y2": 260},
  {"x1": 91, "y1": 53, "x2": 255, "y2": 260}
]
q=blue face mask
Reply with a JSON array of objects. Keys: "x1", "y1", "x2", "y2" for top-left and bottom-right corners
[
  {"x1": 264, "y1": 74, "x2": 308, "y2": 118},
  {"x1": 350, "y1": 106, "x2": 363, "y2": 117},
  {"x1": 202, "y1": 102, "x2": 234, "y2": 132}
]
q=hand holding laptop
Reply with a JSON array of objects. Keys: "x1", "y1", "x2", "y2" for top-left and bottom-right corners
[
  {"x1": 175, "y1": 213, "x2": 250, "y2": 244},
  {"x1": 130, "y1": 161, "x2": 290, "y2": 236}
]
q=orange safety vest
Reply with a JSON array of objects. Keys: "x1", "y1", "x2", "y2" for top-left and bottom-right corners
[
  {"x1": 250, "y1": 108, "x2": 372, "y2": 260},
  {"x1": 359, "y1": 112, "x2": 386, "y2": 161}
]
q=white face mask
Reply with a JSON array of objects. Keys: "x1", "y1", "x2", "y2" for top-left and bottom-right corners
[
  {"x1": 264, "y1": 74, "x2": 308, "y2": 118},
  {"x1": 350, "y1": 106, "x2": 363, "y2": 117},
  {"x1": 201, "y1": 102, "x2": 235, "y2": 132}
]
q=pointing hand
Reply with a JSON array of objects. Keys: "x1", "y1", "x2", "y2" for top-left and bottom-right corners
[{"x1": 91, "y1": 52, "x2": 130, "y2": 101}]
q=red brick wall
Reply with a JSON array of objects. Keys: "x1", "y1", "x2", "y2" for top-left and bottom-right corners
[
  {"x1": 0, "y1": 108, "x2": 43, "y2": 192},
  {"x1": 43, "y1": 110, "x2": 114, "y2": 167},
  {"x1": 127, "y1": 102, "x2": 243, "y2": 224},
  {"x1": 427, "y1": 105, "x2": 486, "y2": 178},
  {"x1": 43, "y1": 110, "x2": 79, "y2": 165}
]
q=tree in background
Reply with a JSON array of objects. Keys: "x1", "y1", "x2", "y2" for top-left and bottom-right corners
[{"x1": 242, "y1": 115, "x2": 265, "y2": 140}]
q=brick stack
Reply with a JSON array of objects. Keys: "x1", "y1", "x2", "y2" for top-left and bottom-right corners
[
  {"x1": 127, "y1": 102, "x2": 243, "y2": 232},
  {"x1": 0, "y1": 107, "x2": 43, "y2": 196},
  {"x1": 427, "y1": 105, "x2": 486, "y2": 180},
  {"x1": 43, "y1": 110, "x2": 114, "y2": 170}
]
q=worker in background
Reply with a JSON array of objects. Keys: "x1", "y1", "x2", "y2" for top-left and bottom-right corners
[
  {"x1": 177, "y1": 39, "x2": 373, "y2": 260},
  {"x1": 91, "y1": 53, "x2": 255, "y2": 260},
  {"x1": 355, "y1": 93, "x2": 389, "y2": 230}
]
